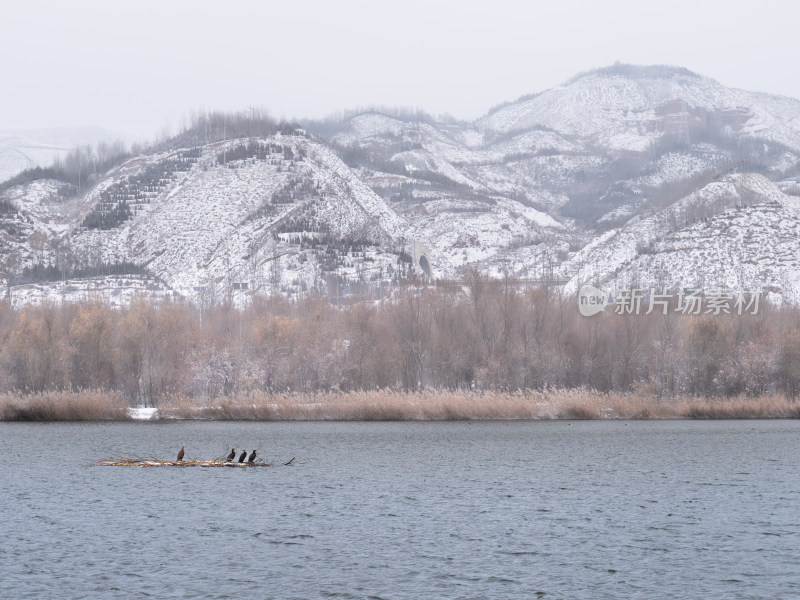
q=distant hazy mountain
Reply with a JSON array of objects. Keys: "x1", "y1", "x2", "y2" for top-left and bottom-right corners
[
  {"x1": 3, "y1": 65, "x2": 800, "y2": 305},
  {"x1": 0, "y1": 126, "x2": 134, "y2": 183}
]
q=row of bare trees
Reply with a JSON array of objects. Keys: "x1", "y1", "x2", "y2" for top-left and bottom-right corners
[{"x1": 1, "y1": 283, "x2": 799, "y2": 404}]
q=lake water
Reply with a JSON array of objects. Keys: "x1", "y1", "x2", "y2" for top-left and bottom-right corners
[{"x1": 1, "y1": 420, "x2": 799, "y2": 599}]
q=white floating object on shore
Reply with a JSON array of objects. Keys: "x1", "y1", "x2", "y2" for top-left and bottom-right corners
[{"x1": 127, "y1": 407, "x2": 159, "y2": 420}]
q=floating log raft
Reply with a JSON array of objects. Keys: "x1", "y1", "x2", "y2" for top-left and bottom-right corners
[{"x1": 93, "y1": 457, "x2": 295, "y2": 468}]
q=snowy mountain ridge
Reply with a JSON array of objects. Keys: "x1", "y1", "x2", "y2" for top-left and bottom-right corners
[{"x1": 3, "y1": 64, "x2": 800, "y2": 305}]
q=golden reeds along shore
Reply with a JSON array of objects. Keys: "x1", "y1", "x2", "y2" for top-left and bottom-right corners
[{"x1": 2, "y1": 389, "x2": 800, "y2": 421}]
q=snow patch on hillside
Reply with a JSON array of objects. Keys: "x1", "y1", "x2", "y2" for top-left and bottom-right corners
[{"x1": 8, "y1": 276, "x2": 176, "y2": 309}]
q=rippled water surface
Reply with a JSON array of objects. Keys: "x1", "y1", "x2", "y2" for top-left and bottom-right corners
[{"x1": 1, "y1": 420, "x2": 799, "y2": 599}]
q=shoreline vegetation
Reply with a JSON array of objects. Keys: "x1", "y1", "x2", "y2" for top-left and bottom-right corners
[
  {"x1": 2, "y1": 286, "x2": 800, "y2": 422},
  {"x1": 2, "y1": 389, "x2": 799, "y2": 422}
]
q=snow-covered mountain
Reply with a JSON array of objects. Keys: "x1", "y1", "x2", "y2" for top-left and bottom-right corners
[
  {"x1": 3, "y1": 64, "x2": 800, "y2": 305},
  {"x1": 480, "y1": 65, "x2": 800, "y2": 153},
  {"x1": 558, "y1": 173, "x2": 800, "y2": 303},
  {"x1": 1, "y1": 132, "x2": 413, "y2": 303},
  {"x1": 314, "y1": 64, "x2": 800, "y2": 297}
]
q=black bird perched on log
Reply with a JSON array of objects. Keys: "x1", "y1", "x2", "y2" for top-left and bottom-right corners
[
  {"x1": 226, "y1": 448, "x2": 236, "y2": 462},
  {"x1": 238, "y1": 450, "x2": 247, "y2": 463},
  {"x1": 248, "y1": 450, "x2": 257, "y2": 463},
  {"x1": 176, "y1": 446, "x2": 184, "y2": 461}
]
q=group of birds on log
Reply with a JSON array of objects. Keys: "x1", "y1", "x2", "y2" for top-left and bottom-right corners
[
  {"x1": 227, "y1": 448, "x2": 258, "y2": 463},
  {"x1": 175, "y1": 446, "x2": 257, "y2": 463}
]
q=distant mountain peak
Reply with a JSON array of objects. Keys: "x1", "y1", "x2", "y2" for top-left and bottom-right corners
[
  {"x1": 565, "y1": 63, "x2": 707, "y2": 84},
  {"x1": 484, "y1": 64, "x2": 714, "y2": 123}
]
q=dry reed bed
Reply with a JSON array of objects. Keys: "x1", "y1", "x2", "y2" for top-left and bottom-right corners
[
  {"x1": 0, "y1": 390, "x2": 128, "y2": 421},
  {"x1": 2, "y1": 389, "x2": 800, "y2": 421}
]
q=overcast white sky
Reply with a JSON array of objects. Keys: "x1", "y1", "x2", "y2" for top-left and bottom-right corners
[{"x1": 2, "y1": 0, "x2": 797, "y2": 140}]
